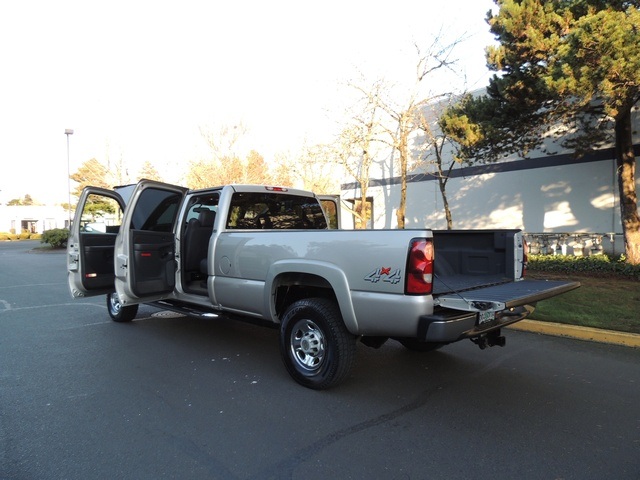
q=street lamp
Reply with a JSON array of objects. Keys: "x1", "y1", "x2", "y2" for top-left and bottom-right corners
[{"x1": 65, "y1": 129, "x2": 74, "y2": 227}]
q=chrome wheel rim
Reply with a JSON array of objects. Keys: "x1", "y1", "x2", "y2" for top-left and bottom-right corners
[
  {"x1": 109, "y1": 293, "x2": 122, "y2": 315},
  {"x1": 290, "y1": 319, "x2": 326, "y2": 373}
]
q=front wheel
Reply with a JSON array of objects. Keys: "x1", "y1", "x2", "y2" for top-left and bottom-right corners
[
  {"x1": 106, "y1": 292, "x2": 139, "y2": 323},
  {"x1": 279, "y1": 298, "x2": 356, "y2": 390}
]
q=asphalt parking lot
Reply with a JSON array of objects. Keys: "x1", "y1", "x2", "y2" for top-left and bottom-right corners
[{"x1": 1, "y1": 240, "x2": 639, "y2": 479}]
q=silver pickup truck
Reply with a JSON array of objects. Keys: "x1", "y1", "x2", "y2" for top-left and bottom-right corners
[{"x1": 67, "y1": 180, "x2": 579, "y2": 389}]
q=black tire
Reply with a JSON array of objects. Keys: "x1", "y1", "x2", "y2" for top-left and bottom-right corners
[
  {"x1": 397, "y1": 338, "x2": 445, "y2": 352},
  {"x1": 279, "y1": 298, "x2": 356, "y2": 390},
  {"x1": 106, "y1": 292, "x2": 139, "y2": 323}
]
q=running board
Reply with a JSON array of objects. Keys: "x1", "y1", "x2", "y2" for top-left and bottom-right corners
[
  {"x1": 148, "y1": 300, "x2": 278, "y2": 330},
  {"x1": 150, "y1": 299, "x2": 221, "y2": 319}
]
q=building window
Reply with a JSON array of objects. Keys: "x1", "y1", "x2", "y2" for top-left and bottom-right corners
[{"x1": 21, "y1": 220, "x2": 37, "y2": 233}]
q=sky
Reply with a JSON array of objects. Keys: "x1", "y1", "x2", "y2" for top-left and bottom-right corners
[{"x1": 0, "y1": 0, "x2": 497, "y2": 204}]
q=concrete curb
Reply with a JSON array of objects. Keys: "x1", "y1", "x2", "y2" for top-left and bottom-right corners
[{"x1": 507, "y1": 320, "x2": 640, "y2": 349}]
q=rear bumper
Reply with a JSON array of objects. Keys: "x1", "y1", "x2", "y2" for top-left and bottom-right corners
[{"x1": 418, "y1": 304, "x2": 535, "y2": 343}]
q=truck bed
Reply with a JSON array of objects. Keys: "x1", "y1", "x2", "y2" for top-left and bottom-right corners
[
  {"x1": 431, "y1": 230, "x2": 521, "y2": 295},
  {"x1": 433, "y1": 274, "x2": 510, "y2": 295}
]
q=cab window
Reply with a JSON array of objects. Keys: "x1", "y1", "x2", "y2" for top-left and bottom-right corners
[{"x1": 226, "y1": 192, "x2": 328, "y2": 229}]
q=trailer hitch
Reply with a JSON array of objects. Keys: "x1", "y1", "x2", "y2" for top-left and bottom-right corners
[{"x1": 471, "y1": 329, "x2": 506, "y2": 350}]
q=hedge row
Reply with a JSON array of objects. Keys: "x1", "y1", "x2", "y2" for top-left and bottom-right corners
[
  {"x1": 0, "y1": 231, "x2": 42, "y2": 241},
  {"x1": 0, "y1": 229, "x2": 69, "y2": 248},
  {"x1": 528, "y1": 254, "x2": 640, "y2": 280}
]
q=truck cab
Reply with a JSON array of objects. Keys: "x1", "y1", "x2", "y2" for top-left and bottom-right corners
[{"x1": 68, "y1": 180, "x2": 338, "y2": 311}]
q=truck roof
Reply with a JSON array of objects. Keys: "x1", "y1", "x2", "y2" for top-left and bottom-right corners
[{"x1": 114, "y1": 181, "x2": 318, "y2": 207}]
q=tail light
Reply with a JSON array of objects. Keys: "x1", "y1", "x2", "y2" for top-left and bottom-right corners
[{"x1": 405, "y1": 238, "x2": 434, "y2": 295}]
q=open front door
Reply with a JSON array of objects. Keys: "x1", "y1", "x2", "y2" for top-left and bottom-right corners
[
  {"x1": 114, "y1": 180, "x2": 188, "y2": 307},
  {"x1": 67, "y1": 187, "x2": 126, "y2": 298}
]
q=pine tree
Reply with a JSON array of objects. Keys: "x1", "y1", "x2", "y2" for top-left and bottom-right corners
[{"x1": 442, "y1": 0, "x2": 640, "y2": 263}]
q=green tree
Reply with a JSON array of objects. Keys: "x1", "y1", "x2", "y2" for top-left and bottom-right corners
[{"x1": 442, "y1": 0, "x2": 640, "y2": 263}]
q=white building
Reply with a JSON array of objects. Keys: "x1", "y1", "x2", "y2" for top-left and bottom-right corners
[
  {"x1": 0, "y1": 205, "x2": 69, "y2": 234},
  {"x1": 340, "y1": 105, "x2": 640, "y2": 257}
]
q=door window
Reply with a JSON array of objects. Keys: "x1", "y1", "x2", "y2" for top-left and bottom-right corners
[
  {"x1": 79, "y1": 193, "x2": 124, "y2": 234},
  {"x1": 130, "y1": 188, "x2": 182, "y2": 232},
  {"x1": 320, "y1": 199, "x2": 339, "y2": 229},
  {"x1": 76, "y1": 192, "x2": 124, "y2": 292}
]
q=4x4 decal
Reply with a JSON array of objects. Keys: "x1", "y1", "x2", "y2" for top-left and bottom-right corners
[{"x1": 364, "y1": 267, "x2": 402, "y2": 284}]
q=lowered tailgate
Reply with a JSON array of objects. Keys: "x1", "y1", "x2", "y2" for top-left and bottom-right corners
[
  {"x1": 435, "y1": 279, "x2": 580, "y2": 311},
  {"x1": 420, "y1": 279, "x2": 580, "y2": 343}
]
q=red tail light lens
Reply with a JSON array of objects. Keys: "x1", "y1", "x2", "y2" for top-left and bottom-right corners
[{"x1": 406, "y1": 238, "x2": 434, "y2": 295}]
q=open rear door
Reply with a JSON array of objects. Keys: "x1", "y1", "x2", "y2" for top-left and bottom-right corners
[
  {"x1": 113, "y1": 180, "x2": 188, "y2": 307},
  {"x1": 318, "y1": 195, "x2": 341, "y2": 229},
  {"x1": 67, "y1": 187, "x2": 126, "y2": 298}
]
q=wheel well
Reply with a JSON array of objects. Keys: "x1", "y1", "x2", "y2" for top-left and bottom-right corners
[{"x1": 273, "y1": 272, "x2": 337, "y2": 320}]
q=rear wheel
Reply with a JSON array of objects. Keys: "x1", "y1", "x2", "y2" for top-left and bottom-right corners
[
  {"x1": 280, "y1": 298, "x2": 356, "y2": 390},
  {"x1": 106, "y1": 292, "x2": 138, "y2": 323}
]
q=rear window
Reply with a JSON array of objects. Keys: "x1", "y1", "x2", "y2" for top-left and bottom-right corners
[{"x1": 226, "y1": 192, "x2": 328, "y2": 230}]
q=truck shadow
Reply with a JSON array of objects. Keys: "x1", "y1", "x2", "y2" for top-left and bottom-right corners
[{"x1": 126, "y1": 307, "x2": 546, "y2": 402}]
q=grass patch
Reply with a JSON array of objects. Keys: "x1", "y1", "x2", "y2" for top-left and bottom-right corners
[{"x1": 527, "y1": 272, "x2": 640, "y2": 335}]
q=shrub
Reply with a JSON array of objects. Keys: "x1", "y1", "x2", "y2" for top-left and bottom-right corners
[
  {"x1": 528, "y1": 254, "x2": 640, "y2": 280},
  {"x1": 19, "y1": 230, "x2": 31, "y2": 240},
  {"x1": 41, "y1": 228, "x2": 69, "y2": 248}
]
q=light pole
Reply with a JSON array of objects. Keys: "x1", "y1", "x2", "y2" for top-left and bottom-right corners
[{"x1": 65, "y1": 129, "x2": 74, "y2": 227}]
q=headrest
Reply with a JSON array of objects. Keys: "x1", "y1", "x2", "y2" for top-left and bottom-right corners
[{"x1": 198, "y1": 209, "x2": 216, "y2": 228}]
